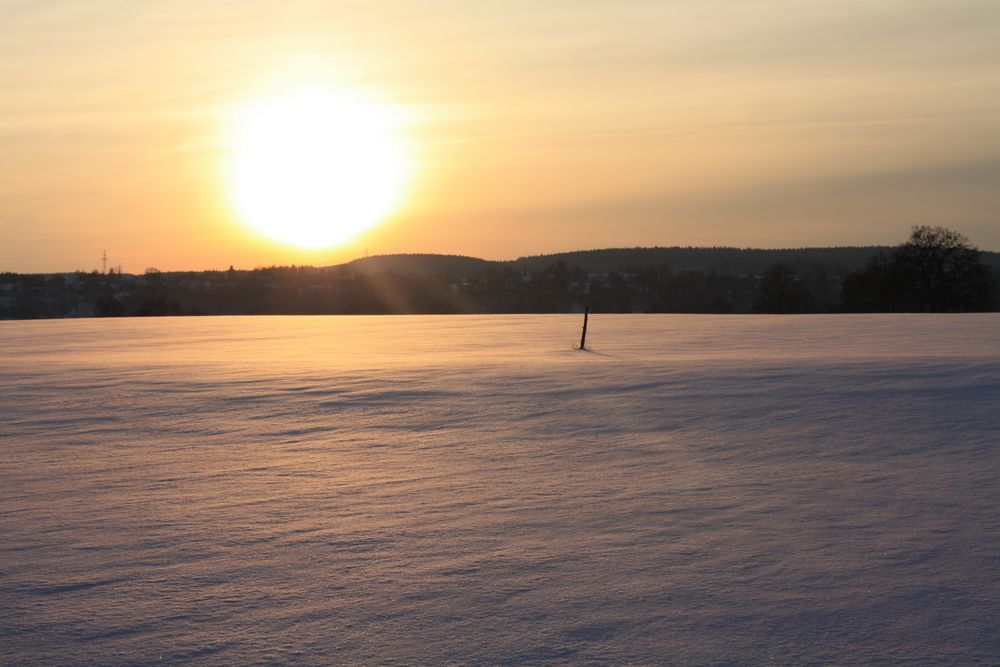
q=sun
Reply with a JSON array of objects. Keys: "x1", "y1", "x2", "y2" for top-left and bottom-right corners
[{"x1": 223, "y1": 86, "x2": 411, "y2": 249}]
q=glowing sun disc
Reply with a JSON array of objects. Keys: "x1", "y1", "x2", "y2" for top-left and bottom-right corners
[{"x1": 224, "y1": 87, "x2": 410, "y2": 248}]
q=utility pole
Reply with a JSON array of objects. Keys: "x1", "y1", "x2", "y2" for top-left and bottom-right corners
[{"x1": 102, "y1": 250, "x2": 108, "y2": 275}]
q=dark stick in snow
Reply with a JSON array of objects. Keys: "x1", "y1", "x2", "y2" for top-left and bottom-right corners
[{"x1": 579, "y1": 306, "x2": 589, "y2": 350}]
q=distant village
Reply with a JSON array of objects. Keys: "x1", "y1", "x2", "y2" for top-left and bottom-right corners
[
  {"x1": 3, "y1": 231, "x2": 998, "y2": 319},
  {"x1": 0, "y1": 262, "x2": 799, "y2": 318}
]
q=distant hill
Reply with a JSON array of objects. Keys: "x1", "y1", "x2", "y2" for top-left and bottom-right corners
[
  {"x1": 507, "y1": 246, "x2": 889, "y2": 276},
  {"x1": 981, "y1": 250, "x2": 1000, "y2": 270},
  {"x1": 341, "y1": 253, "x2": 495, "y2": 277},
  {"x1": 335, "y1": 246, "x2": 1000, "y2": 279}
]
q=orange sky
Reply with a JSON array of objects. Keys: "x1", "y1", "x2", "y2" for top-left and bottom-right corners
[{"x1": 2, "y1": 1, "x2": 999, "y2": 273}]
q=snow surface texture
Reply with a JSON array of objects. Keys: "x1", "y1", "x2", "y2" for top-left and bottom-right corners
[{"x1": 1, "y1": 314, "x2": 998, "y2": 665}]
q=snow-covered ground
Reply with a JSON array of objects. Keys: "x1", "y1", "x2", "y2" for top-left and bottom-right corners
[{"x1": 1, "y1": 314, "x2": 998, "y2": 665}]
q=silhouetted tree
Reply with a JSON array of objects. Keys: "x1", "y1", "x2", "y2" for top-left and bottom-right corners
[
  {"x1": 137, "y1": 295, "x2": 182, "y2": 316},
  {"x1": 893, "y1": 226, "x2": 995, "y2": 311},
  {"x1": 840, "y1": 251, "x2": 900, "y2": 312},
  {"x1": 96, "y1": 296, "x2": 125, "y2": 317},
  {"x1": 841, "y1": 226, "x2": 997, "y2": 312},
  {"x1": 755, "y1": 263, "x2": 808, "y2": 313}
]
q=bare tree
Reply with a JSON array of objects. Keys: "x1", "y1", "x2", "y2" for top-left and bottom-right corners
[
  {"x1": 841, "y1": 226, "x2": 997, "y2": 312},
  {"x1": 894, "y1": 226, "x2": 995, "y2": 311},
  {"x1": 755, "y1": 262, "x2": 806, "y2": 313}
]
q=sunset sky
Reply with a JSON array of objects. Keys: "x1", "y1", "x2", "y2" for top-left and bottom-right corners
[{"x1": 2, "y1": 0, "x2": 999, "y2": 273}]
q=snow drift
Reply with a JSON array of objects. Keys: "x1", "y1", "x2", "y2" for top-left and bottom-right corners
[{"x1": 1, "y1": 314, "x2": 998, "y2": 664}]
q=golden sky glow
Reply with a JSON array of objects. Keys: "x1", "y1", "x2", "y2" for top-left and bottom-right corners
[{"x1": 1, "y1": 1, "x2": 1000, "y2": 272}]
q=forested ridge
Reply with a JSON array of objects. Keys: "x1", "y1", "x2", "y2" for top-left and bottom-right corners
[{"x1": 3, "y1": 229, "x2": 997, "y2": 318}]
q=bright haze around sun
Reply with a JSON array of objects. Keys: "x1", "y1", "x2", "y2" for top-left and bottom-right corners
[{"x1": 223, "y1": 85, "x2": 412, "y2": 250}]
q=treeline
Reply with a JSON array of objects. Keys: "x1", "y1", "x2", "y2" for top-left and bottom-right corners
[{"x1": 1, "y1": 227, "x2": 996, "y2": 319}]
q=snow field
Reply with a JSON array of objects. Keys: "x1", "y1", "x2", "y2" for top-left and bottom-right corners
[{"x1": 1, "y1": 314, "x2": 998, "y2": 664}]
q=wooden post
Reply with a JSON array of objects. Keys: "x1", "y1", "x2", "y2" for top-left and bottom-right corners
[{"x1": 579, "y1": 306, "x2": 589, "y2": 350}]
